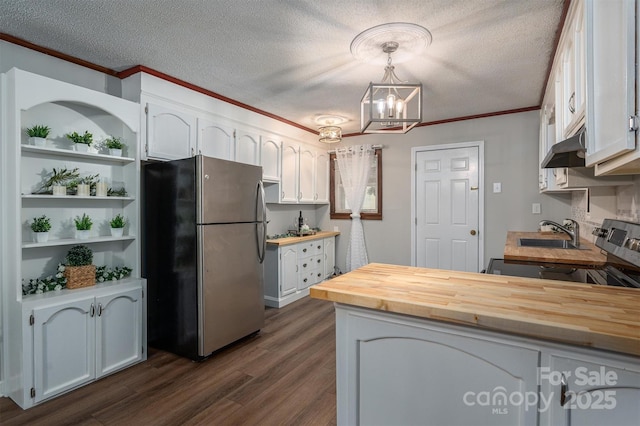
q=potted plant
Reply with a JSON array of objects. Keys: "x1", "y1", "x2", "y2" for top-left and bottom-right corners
[
  {"x1": 30, "y1": 215, "x2": 52, "y2": 243},
  {"x1": 26, "y1": 125, "x2": 51, "y2": 147},
  {"x1": 64, "y1": 245, "x2": 95, "y2": 289},
  {"x1": 33, "y1": 166, "x2": 80, "y2": 195},
  {"x1": 109, "y1": 214, "x2": 127, "y2": 237},
  {"x1": 105, "y1": 136, "x2": 125, "y2": 157},
  {"x1": 66, "y1": 130, "x2": 93, "y2": 152},
  {"x1": 74, "y1": 213, "x2": 93, "y2": 240}
]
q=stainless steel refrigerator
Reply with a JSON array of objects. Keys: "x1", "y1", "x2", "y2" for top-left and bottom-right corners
[{"x1": 144, "y1": 155, "x2": 266, "y2": 360}]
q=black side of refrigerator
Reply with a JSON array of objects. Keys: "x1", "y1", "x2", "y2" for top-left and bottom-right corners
[{"x1": 144, "y1": 157, "x2": 199, "y2": 359}]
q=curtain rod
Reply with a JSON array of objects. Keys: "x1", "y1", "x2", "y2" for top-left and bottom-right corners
[{"x1": 327, "y1": 144, "x2": 383, "y2": 154}]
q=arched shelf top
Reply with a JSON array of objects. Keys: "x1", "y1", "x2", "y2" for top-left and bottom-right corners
[{"x1": 8, "y1": 68, "x2": 139, "y2": 133}]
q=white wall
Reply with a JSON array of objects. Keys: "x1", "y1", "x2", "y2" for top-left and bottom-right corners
[{"x1": 323, "y1": 111, "x2": 573, "y2": 273}]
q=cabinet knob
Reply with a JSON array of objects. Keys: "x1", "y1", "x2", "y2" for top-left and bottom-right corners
[
  {"x1": 317, "y1": 259, "x2": 321, "y2": 263},
  {"x1": 303, "y1": 278, "x2": 308, "y2": 283},
  {"x1": 303, "y1": 248, "x2": 307, "y2": 253},
  {"x1": 302, "y1": 263, "x2": 307, "y2": 268}
]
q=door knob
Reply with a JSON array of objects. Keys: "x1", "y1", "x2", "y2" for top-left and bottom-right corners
[{"x1": 470, "y1": 230, "x2": 477, "y2": 236}]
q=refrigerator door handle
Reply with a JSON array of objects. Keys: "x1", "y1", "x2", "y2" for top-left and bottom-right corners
[{"x1": 257, "y1": 180, "x2": 267, "y2": 263}]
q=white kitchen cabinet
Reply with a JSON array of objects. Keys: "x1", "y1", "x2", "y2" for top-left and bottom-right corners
[
  {"x1": 323, "y1": 236, "x2": 336, "y2": 278},
  {"x1": 585, "y1": 0, "x2": 637, "y2": 173},
  {"x1": 264, "y1": 234, "x2": 337, "y2": 308},
  {"x1": 279, "y1": 141, "x2": 299, "y2": 203},
  {"x1": 29, "y1": 284, "x2": 143, "y2": 405},
  {"x1": 540, "y1": 351, "x2": 640, "y2": 426},
  {"x1": 196, "y1": 117, "x2": 234, "y2": 160},
  {"x1": 298, "y1": 146, "x2": 315, "y2": 203},
  {"x1": 264, "y1": 244, "x2": 300, "y2": 307},
  {"x1": 145, "y1": 102, "x2": 196, "y2": 160},
  {"x1": 335, "y1": 305, "x2": 540, "y2": 426},
  {"x1": 556, "y1": 0, "x2": 586, "y2": 140},
  {"x1": 1, "y1": 68, "x2": 146, "y2": 410},
  {"x1": 235, "y1": 128, "x2": 260, "y2": 166},
  {"x1": 335, "y1": 303, "x2": 640, "y2": 426},
  {"x1": 297, "y1": 239, "x2": 324, "y2": 290},
  {"x1": 315, "y1": 151, "x2": 330, "y2": 203},
  {"x1": 266, "y1": 140, "x2": 329, "y2": 204},
  {"x1": 261, "y1": 135, "x2": 281, "y2": 182}
]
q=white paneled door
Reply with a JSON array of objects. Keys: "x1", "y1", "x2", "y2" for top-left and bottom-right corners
[{"x1": 414, "y1": 144, "x2": 481, "y2": 272}]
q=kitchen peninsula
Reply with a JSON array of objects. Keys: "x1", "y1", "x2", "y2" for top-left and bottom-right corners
[{"x1": 310, "y1": 263, "x2": 640, "y2": 426}]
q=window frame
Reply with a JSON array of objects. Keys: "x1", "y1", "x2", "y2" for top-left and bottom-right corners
[{"x1": 330, "y1": 147, "x2": 382, "y2": 220}]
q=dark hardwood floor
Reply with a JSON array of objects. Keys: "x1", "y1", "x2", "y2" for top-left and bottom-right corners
[{"x1": 0, "y1": 297, "x2": 337, "y2": 425}]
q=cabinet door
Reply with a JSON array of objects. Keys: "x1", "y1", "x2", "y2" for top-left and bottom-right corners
[
  {"x1": 324, "y1": 237, "x2": 336, "y2": 278},
  {"x1": 95, "y1": 287, "x2": 143, "y2": 378},
  {"x1": 32, "y1": 296, "x2": 96, "y2": 403},
  {"x1": 585, "y1": 0, "x2": 636, "y2": 166},
  {"x1": 337, "y1": 308, "x2": 540, "y2": 426},
  {"x1": 280, "y1": 246, "x2": 298, "y2": 296},
  {"x1": 236, "y1": 129, "x2": 260, "y2": 166},
  {"x1": 299, "y1": 147, "x2": 315, "y2": 203},
  {"x1": 261, "y1": 136, "x2": 281, "y2": 182},
  {"x1": 281, "y1": 142, "x2": 299, "y2": 203},
  {"x1": 146, "y1": 103, "x2": 196, "y2": 161},
  {"x1": 316, "y1": 151, "x2": 329, "y2": 203},
  {"x1": 543, "y1": 354, "x2": 640, "y2": 426},
  {"x1": 197, "y1": 118, "x2": 234, "y2": 160}
]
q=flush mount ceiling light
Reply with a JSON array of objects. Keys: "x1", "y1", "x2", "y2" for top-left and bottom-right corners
[
  {"x1": 316, "y1": 115, "x2": 346, "y2": 144},
  {"x1": 351, "y1": 23, "x2": 431, "y2": 134}
]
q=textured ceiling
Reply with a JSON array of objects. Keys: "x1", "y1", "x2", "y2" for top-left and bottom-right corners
[{"x1": 0, "y1": 0, "x2": 565, "y2": 135}]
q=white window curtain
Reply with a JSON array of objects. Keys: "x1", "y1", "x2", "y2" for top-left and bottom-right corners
[{"x1": 336, "y1": 144, "x2": 374, "y2": 271}]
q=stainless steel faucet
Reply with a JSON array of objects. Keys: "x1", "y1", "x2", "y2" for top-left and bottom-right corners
[{"x1": 539, "y1": 219, "x2": 580, "y2": 247}]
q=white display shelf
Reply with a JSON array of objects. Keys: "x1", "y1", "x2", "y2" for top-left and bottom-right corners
[
  {"x1": 21, "y1": 145, "x2": 135, "y2": 163},
  {"x1": 22, "y1": 194, "x2": 135, "y2": 201},
  {"x1": 22, "y1": 235, "x2": 136, "y2": 249}
]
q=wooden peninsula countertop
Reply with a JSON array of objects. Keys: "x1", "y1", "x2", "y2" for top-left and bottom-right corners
[
  {"x1": 266, "y1": 230, "x2": 340, "y2": 246},
  {"x1": 504, "y1": 231, "x2": 607, "y2": 266},
  {"x1": 310, "y1": 263, "x2": 640, "y2": 356}
]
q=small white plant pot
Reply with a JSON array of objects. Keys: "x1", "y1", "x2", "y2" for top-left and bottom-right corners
[
  {"x1": 76, "y1": 230, "x2": 90, "y2": 240},
  {"x1": 75, "y1": 143, "x2": 89, "y2": 152},
  {"x1": 33, "y1": 231, "x2": 49, "y2": 243},
  {"x1": 109, "y1": 148, "x2": 123, "y2": 157},
  {"x1": 52, "y1": 185, "x2": 66, "y2": 196},
  {"x1": 29, "y1": 137, "x2": 47, "y2": 147},
  {"x1": 110, "y1": 227, "x2": 124, "y2": 237},
  {"x1": 76, "y1": 184, "x2": 90, "y2": 197}
]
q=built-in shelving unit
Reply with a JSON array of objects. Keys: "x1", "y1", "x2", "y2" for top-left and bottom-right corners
[{"x1": 1, "y1": 68, "x2": 146, "y2": 409}]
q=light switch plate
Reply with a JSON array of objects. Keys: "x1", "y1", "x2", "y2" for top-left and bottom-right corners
[
  {"x1": 493, "y1": 182, "x2": 501, "y2": 193},
  {"x1": 532, "y1": 203, "x2": 541, "y2": 214}
]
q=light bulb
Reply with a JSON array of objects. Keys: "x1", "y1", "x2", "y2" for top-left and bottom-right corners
[
  {"x1": 377, "y1": 99, "x2": 385, "y2": 119},
  {"x1": 386, "y1": 94, "x2": 396, "y2": 118},
  {"x1": 395, "y1": 99, "x2": 404, "y2": 119}
]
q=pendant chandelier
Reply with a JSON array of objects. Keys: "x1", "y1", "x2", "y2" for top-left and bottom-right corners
[{"x1": 351, "y1": 23, "x2": 431, "y2": 134}]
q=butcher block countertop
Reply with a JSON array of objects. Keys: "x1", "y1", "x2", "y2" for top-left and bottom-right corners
[
  {"x1": 504, "y1": 231, "x2": 607, "y2": 266},
  {"x1": 266, "y1": 230, "x2": 339, "y2": 246},
  {"x1": 310, "y1": 263, "x2": 640, "y2": 356}
]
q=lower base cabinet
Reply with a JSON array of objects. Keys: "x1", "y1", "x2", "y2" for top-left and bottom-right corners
[
  {"x1": 11, "y1": 279, "x2": 146, "y2": 409},
  {"x1": 264, "y1": 235, "x2": 336, "y2": 308},
  {"x1": 335, "y1": 304, "x2": 639, "y2": 426}
]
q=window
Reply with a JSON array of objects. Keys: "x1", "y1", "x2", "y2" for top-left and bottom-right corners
[{"x1": 330, "y1": 148, "x2": 382, "y2": 220}]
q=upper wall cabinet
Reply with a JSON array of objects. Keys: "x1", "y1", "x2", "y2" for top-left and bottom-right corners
[
  {"x1": 585, "y1": 0, "x2": 638, "y2": 174},
  {"x1": 235, "y1": 128, "x2": 261, "y2": 166},
  {"x1": 261, "y1": 135, "x2": 281, "y2": 183},
  {"x1": 145, "y1": 102, "x2": 196, "y2": 161},
  {"x1": 196, "y1": 117, "x2": 235, "y2": 161},
  {"x1": 555, "y1": 0, "x2": 586, "y2": 140}
]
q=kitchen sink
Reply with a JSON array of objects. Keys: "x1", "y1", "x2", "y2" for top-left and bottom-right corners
[{"x1": 518, "y1": 238, "x2": 579, "y2": 249}]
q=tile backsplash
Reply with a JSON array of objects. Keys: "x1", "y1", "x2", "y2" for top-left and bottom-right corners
[{"x1": 571, "y1": 177, "x2": 640, "y2": 240}]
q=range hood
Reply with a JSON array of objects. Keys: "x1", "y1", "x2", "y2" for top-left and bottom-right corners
[{"x1": 541, "y1": 128, "x2": 586, "y2": 168}]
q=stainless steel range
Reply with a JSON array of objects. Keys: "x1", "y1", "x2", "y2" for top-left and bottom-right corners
[{"x1": 485, "y1": 218, "x2": 640, "y2": 288}]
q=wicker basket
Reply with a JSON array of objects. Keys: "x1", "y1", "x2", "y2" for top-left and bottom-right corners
[{"x1": 65, "y1": 265, "x2": 96, "y2": 289}]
